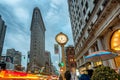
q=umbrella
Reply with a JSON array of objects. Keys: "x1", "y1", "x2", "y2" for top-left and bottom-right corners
[{"x1": 85, "y1": 51, "x2": 118, "y2": 62}]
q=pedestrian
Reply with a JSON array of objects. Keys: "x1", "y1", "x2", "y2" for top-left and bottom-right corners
[
  {"x1": 59, "y1": 74, "x2": 63, "y2": 80},
  {"x1": 70, "y1": 67, "x2": 78, "y2": 80},
  {"x1": 64, "y1": 70, "x2": 71, "y2": 80},
  {"x1": 87, "y1": 69, "x2": 93, "y2": 78},
  {"x1": 78, "y1": 69, "x2": 90, "y2": 80}
]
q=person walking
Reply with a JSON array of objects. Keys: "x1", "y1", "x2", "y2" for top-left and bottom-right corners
[
  {"x1": 78, "y1": 69, "x2": 90, "y2": 80},
  {"x1": 87, "y1": 69, "x2": 93, "y2": 78},
  {"x1": 59, "y1": 74, "x2": 63, "y2": 80},
  {"x1": 70, "y1": 67, "x2": 78, "y2": 80},
  {"x1": 65, "y1": 70, "x2": 71, "y2": 80}
]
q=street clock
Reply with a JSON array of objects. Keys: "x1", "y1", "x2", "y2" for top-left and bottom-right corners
[{"x1": 55, "y1": 32, "x2": 68, "y2": 45}]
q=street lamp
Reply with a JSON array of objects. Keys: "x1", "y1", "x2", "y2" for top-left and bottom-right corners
[{"x1": 55, "y1": 32, "x2": 68, "y2": 80}]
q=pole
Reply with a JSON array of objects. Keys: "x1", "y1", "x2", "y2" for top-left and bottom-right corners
[
  {"x1": 61, "y1": 45, "x2": 66, "y2": 80},
  {"x1": 59, "y1": 51, "x2": 60, "y2": 63},
  {"x1": 55, "y1": 32, "x2": 68, "y2": 80}
]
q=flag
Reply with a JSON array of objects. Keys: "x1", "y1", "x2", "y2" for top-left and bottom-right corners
[{"x1": 54, "y1": 44, "x2": 59, "y2": 54}]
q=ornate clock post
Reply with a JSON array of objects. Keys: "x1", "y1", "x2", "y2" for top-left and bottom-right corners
[{"x1": 55, "y1": 32, "x2": 68, "y2": 80}]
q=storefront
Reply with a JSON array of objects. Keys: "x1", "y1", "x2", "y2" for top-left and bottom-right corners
[{"x1": 111, "y1": 29, "x2": 120, "y2": 68}]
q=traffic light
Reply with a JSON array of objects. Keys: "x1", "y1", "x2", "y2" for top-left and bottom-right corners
[
  {"x1": 58, "y1": 62, "x2": 64, "y2": 67},
  {"x1": 60, "y1": 67, "x2": 64, "y2": 72},
  {"x1": 61, "y1": 62, "x2": 64, "y2": 67}
]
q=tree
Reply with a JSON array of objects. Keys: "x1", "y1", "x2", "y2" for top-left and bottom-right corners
[{"x1": 91, "y1": 65, "x2": 120, "y2": 80}]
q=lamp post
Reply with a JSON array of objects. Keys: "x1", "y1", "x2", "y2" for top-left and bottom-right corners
[{"x1": 55, "y1": 32, "x2": 68, "y2": 80}]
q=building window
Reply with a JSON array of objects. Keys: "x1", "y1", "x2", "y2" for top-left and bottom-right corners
[
  {"x1": 87, "y1": 27, "x2": 91, "y2": 33},
  {"x1": 85, "y1": 18, "x2": 88, "y2": 23},
  {"x1": 81, "y1": 0, "x2": 83, "y2": 6},
  {"x1": 70, "y1": 58, "x2": 74, "y2": 62},
  {"x1": 88, "y1": 11, "x2": 91, "y2": 18},
  {"x1": 90, "y1": 22, "x2": 94, "y2": 27},
  {"x1": 77, "y1": 6, "x2": 79, "y2": 10},
  {"x1": 83, "y1": 9, "x2": 86, "y2": 15},
  {"x1": 79, "y1": 12, "x2": 81, "y2": 17},
  {"x1": 95, "y1": 43, "x2": 99, "y2": 51},
  {"x1": 80, "y1": 20, "x2": 82, "y2": 25},
  {"x1": 91, "y1": 43, "x2": 99, "y2": 52},
  {"x1": 97, "y1": 9, "x2": 102, "y2": 16},
  {"x1": 93, "y1": 0, "x2": 98, "y2": 5},
  {"x1": 111, "y1": 30, "x2": 120, "y2": 51},
  {"x1": 94, "y1": 61, "x2": 102, "y2": 67},
  {"x1": 102, "y1": 0, "x2": 108, "y2": 7},
  {"x1": 85, "y1": 2, "x2": 88, "y2": 9},
  {"x1": 79, "y1": 24, "x2": 81, "y2": 29},
  {"x1": 35, "y1": 12, "x2": 38, "y2": 19},
  {"x1": 77, "y1": 17, "x2": 79, "y2": 21}
]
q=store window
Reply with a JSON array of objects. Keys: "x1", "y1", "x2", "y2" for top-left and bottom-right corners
[
  {"x1": 111, "y1": 29, "x2": 120, "y2": 68},
  {"x1": 70, "y1": 58, "x2": 74, "y2": 62},
  {"x1": 94, "y1": 61, "x2": 102, "y2": 67},
  {"x1": 111, "y1": 30, "x2": 120, "y2": 50}
]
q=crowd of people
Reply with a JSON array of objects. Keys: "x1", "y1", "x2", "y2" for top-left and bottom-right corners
[
  {"x1": 59, "y1": 66, "x2": 120, "y2": 80},
  {"x1": 63, "y1": 67, "x2": 93, "y2": 80}
]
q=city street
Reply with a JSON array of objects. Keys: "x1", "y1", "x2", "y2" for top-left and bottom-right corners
[{"x1": 0, "y1": 0, "x2": 120, "y2": 80}]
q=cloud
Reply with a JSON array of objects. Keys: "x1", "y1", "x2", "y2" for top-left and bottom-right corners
[
  {"x1": 51, "y1": 0, "x2": 64, "y2": 6},
  {"x1": 50, "y1": 3, "x2": 58, "y2": 9},
  {"x1": 4, "y1": 29, "x2": 30, "y2": 53},
  {"x1": 0, "y1": 0, "x2": 21, "y2": 7},
  {"x1": 13, "y1": 8, "x2": 29, "y2": 23}
]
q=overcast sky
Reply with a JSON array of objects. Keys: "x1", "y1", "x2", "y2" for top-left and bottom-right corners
[{"x1": 0, "y1": 0, "x2": 73, "y2": 69}]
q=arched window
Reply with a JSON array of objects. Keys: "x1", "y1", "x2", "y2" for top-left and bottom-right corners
[{"x1": 111, "y1": 30, "x2": 120, "y2": 50}]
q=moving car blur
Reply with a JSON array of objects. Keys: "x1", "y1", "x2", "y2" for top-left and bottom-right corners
[{"x1": 0, "y1": 70, "x2": 59, "y2": 80}]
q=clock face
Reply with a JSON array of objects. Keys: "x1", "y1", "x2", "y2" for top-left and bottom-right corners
[{"x1": 56, "y1": 34, "x2": 68, "y2": 44}]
